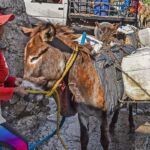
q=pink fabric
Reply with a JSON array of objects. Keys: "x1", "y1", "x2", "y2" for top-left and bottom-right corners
[{"x1": 0, "y1": 13, "x2": 15, "y2": 26}]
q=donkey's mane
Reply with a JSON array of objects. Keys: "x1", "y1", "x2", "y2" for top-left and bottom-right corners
[
  {"x1": 31, "y1": 22, "x2": 56, "y2": 38},
  {"x1": 54, "y1": 25, "x2": 93, "y2": 55}
]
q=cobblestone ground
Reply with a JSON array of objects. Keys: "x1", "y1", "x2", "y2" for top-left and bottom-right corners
[
  {"x1": 110, "y1": 107, "x2": 150, "y2": 150},
  {"x1": 35, "y1": 98, "x2": 103, "y2": 150},
  {"x1": 38, "y1": 102, "x2": 150, "y2": 150},
  {"x1": 8, "y1": 99, "x2": 150, "y2": 150}
]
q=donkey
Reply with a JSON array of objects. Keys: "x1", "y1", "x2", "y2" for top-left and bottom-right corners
[
  {"x1": 94, "y1": 21, "x2": 136, "y2": 133},
  {"x1": 22, "y1": 22, "x2": 135, "y2": 150},
  {"x1": 138, "y1": 2, "x2": 150, "y2": 28}
]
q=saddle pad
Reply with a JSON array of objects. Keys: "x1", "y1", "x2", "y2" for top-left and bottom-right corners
[
  {"x1": 93, "y1": 45, "x2": 135, "y2": 113},
  {"x1": 93, "y1": 49, "x2": 123, "y2": 114}
]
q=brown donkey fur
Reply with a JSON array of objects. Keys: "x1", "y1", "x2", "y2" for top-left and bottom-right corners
[{"x1": 54, "y1": 25, "x2": 105, "y2": 109}]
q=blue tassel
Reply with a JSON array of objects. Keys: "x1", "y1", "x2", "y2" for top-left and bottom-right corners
[{"x1": 80, "y1": 32, "x2": 86, "y2": 45}]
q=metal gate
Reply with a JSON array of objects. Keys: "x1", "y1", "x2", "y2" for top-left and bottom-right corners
[{"x1": 68, "y1": 0, "x2": 139, "y2": 24}]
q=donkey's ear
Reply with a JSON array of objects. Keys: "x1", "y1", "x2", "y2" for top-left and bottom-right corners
[
  {"x1": 95, "y1": 22, "x2": 101, "y2": 28},
  {"x1": 112, "y1": 23, "x2": 120, "y2": 30},
  {"x1": 20, "y1": 26, "x2": 33, "y2": 34}
]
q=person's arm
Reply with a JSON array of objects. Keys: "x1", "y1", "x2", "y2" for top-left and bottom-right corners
[
  {"x1": 0, "y1": 86, "x2": 28, "y2": 101},
  {"x1": 4, "y1": 76, "x2": 16, "y2": 87},
  {"x1": 0, "y1": 87, "x2": 14, "y2": 101}
]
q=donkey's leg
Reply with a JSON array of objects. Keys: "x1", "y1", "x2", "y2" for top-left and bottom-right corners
[
  {"x1": 100, "y1": 112, "x2": 109, "y2": 150},
  {"x1": 109, "y1": 109, "x2": 119, "y2": 134},
  {"x1": 78, "y1": 113, "x2": 89, "y2": 150},
  {"x1": 128, "y1": 104, "x2": 135, "y2": 133}
]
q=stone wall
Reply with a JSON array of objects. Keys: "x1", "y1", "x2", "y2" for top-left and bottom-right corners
[{"x1": 0, "y1": 0, "x2": 30, "y2": 76}]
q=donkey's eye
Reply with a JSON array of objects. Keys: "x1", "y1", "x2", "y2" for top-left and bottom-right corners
[
  {"x1": 113, "y1": 34, "x2": 117, "y2": 37},
  {"x1": 46, "y1": 31, "x2": 52, "y2": 37},
  {"x1": 49, "y1": 31, "x2": 52, "y2": 35},
  {"x1": 99, "y1": 30, "x2": 102, "y2": 34}
]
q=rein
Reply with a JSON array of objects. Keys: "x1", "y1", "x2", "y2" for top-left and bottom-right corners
[{"x1": 26, "y1": 45, "x2": 79, "y2": 150}]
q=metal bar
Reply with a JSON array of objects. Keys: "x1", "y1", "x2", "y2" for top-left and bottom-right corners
[
  {"x1": 86, "y1": 0, "x2": 88, "y2": 14},
  {"x1": 135, "y1": 0, "x2": 139, "y2": 27},
  {"x1": 69, "y1": 1, "x2": 121, "y2": 6},
  {"x1": 79, "y1": 0, "x2": 81, "y2": 13},
  {"x1": 123, "y1": 100, "x2": 150, "y2": 104},
  {"x1": 69, "y1": 13, "x2": 136, "y2": 22},
  {"x1": 68, "y1": 0, "x2": 138, "y2": 22}
]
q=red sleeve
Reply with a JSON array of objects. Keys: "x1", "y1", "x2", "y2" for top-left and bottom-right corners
[
  {"x1": 0, "y1": 87, "x2": 14, "y2": 101},
  {"x1": 4, "y1": 76, "x2": 16, "y2": 87}
]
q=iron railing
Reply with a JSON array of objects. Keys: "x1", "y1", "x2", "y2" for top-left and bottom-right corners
[{"x1": 69, "y1": 0, "x2": 139, "y2": 24}]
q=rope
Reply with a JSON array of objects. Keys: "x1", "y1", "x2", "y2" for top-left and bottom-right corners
[
  {"x1": 46, "y1": 46, "x2": 79, "y2": 97},
  {"x1": 26, "y1": 45, "x2": 79, "y2": 150},
  {"x1": 29, "y1": 117, "x2": 66, "y2": 150},
  {"x1": 53, "y1": 91, "x2": 68, "y2": 150}
]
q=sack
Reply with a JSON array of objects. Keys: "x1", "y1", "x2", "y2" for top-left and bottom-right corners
[{"x1": 122, "y1": 47, "x2": 150, "y2": 101}]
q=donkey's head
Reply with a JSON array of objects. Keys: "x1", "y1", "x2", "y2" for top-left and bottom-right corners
[
  {"x1": 94, "y1": 22, "x2": 128, "y2": 46},
  {"x1": 21, "y1": 22, "x2": 66, "y2": 86},
  {"x1": 21, "y1": 22, "x2": 56, "y2": 62},
  {"x1": 94, "y1": 22, "x2": 120, "y2": 43}
]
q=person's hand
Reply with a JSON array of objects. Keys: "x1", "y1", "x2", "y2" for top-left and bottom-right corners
[
  {"x1": 15, "y1": 77, "x2": 23, "y2": 86},
  {"x1": 14, "y1": 87, "x2": 28, "y2": 97}
]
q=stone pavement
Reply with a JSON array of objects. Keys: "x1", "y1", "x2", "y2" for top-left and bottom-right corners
[
  {"x1": 34, "y1": 98, "x2": 103, "y2": 150},
  {"x1": 3, "y1": 97, "x2": 150, "y2": 150}
]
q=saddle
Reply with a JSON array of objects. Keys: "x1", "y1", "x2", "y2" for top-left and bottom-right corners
[{"x1": 93, "y1": 45, "x2": 136, "y2": 114}]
